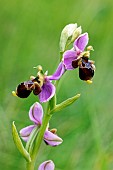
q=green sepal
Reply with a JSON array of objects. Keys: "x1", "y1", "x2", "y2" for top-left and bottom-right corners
[
  {"x1": 49, "y1": 94, "x2": 80, "y2": 114},
  {"x1": 12, "y1": 121, "x2": 31, "y2": 162}
]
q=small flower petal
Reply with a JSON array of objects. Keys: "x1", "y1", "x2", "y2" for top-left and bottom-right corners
[
  {"x1": 38, "y1": 160, "x2": 55, "y2": 170},
  {"x1": 38, "y1": 79, "x2": 55, "y2": 103},
  {"x1": 20, "y1": 125, "x2": 35, "y2": 142},
  {"x1": 44, "y1": 130, "x2": 63, "y2": 146},
  {"x1": 74, "y1": 33, "x2": 89, "y2": 52},
  {"x1": 29, "y1": 102, "x2": 43, "y2": 125},
  {"x1": 48, "y1": 62, "x2": 65, "y2": 80},
  {"x1": 63, "y1": 50, "x2": 77, "y2": 70}
]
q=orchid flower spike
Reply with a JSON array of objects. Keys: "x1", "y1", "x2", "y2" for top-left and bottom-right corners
[{"x1": 38, "y1": 160, "x2": 55, "y2": 170}]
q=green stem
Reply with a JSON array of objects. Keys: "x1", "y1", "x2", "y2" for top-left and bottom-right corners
[
  {"x1": 26, "y1": 160, "x2": 35, "y2": 170},
  {"x1": 26, "y1": 55, "x2": 63, "y2": 170},
  {"x1": 26, "y1": 111, "x2": 52, "y2": 170},
  {"x1": 32, "y1": 112, "x2": 52, "y2": 160}
]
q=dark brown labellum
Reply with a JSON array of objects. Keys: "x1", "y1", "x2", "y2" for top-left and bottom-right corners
[
  {"x1": 79, "y1": 58, "x2": 94, "y2": 81},
  {"x1": 16, "y1": 81, "x2": 34, "y2": 98},
  {"x1": 16, "y1": 77, "x2": 42, "y2": 98}
]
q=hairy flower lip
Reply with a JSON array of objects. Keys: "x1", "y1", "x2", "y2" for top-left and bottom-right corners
[
  {"x1": 15, "y1": 81, "x2": 34, "y2": 98},
  {"x1": 79, "y1": 57, "x2": 95, "y2": 81}
]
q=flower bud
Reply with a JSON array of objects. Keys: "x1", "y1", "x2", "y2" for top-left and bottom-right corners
[
  {"x1": 71, "y1": 26, "x2": 82, "y2": 42},
  {"x1": 38, "y1": 160, "x2": 55, "y2": 170},
  {"x1": 60, "y1": 23, "x2": 78, "y2": 52}
]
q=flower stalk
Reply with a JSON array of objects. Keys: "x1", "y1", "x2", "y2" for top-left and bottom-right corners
[
  {"x1": 27, "y1": 107, "x2": 52, "y2": 170},
  {"x1": 12, "y1": 22, "x2": 95, "y2": 170}
]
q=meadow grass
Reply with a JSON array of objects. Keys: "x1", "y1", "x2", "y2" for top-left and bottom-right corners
[{"x1": 0, "y1": 0, "x2": 113, "y2": 169}]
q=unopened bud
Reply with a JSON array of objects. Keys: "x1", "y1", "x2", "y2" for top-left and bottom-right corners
[
  {"x1": 60, "y1": 23, "x2": 78, "y2": 52},
  {"x1": 62, "y1": 23, "x2": 77, "y2": 37},
  {"x1": 71, "y1": 26, "x2": 82, "y2": 42}
]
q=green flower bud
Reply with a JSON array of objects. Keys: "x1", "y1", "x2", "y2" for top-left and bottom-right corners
[
  {"x1": 59, "y1": 23, "x2": 78, "y2": 52},
  {"x1": 71, "y1": 26, "x2": 82, "y2": 42}
]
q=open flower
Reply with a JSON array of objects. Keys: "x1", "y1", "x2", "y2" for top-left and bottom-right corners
[
  {"x1": 13, "y1": 66, "x2": 56, "y2": 103},
  {"x1": 48, "y1": 33, "x2": 95, "y2": 82},
  {"x1": 63, "y1": 33, "x2": 89, "y2": 70},
  {"x1": 62, "y1": 33, "x2": 95, "y2": 81},
  {"x1": 20, "y1": 102, "x2": 63, "y2": 146},
  {"x1": 38, "y1": 160, "x2": 55, "y2": 170}
]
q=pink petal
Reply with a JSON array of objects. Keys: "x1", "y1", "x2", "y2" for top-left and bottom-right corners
[
  {"x1": 73, "y1": 33, "x2": 89, "y2": 52},
  {"x1": 44, "y1": 130, "x2": 63, "y2": 146},
  {"x1": 29, "y1": 102, "x2": 43, "y2": 125},
  {"x1": 63, "y1": 50, "x2": 77, "y2": 70},
  {"x1": 38, "y1": 160, "x2": 55, "y2": 170},
  {"x1": 48, "y1": 62, "x2": 65, "y2": 80},
  {"x1": 19, "y1": 125, "x2": 35, "y2": 142},
  {"x1": 38, "y1": 79, "x2": 55, "y2": 103}
]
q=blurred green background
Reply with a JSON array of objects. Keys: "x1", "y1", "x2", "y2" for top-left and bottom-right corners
[{"x1": 0, "y1": 0, "x2": 113, "y2": 169}]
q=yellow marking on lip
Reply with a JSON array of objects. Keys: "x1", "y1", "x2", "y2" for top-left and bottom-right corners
[
  {"x1": 86, "y1": 80, "x2": 93, "y2": 84},
  {"x1": 12, "y1": 91, "x2": 17, "y2": 97}
]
